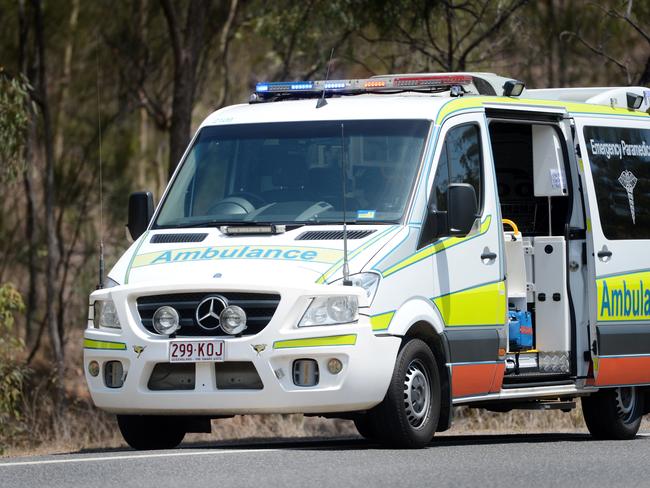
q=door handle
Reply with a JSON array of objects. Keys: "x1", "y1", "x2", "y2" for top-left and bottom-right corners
[
  {"x1": 481, "y1": 251, "x2": 497, "y2": 261},
  {"x1": 597, "y1": 248, "x2": 612, "y2": 259}
]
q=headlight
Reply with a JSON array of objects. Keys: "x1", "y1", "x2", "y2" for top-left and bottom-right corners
[
  {"x1": 299, "y1": 295, "x2": 358, "y2": 327},
  {"x1": 93, "y1": 300, "x2": 121, "y2": 329},
  {"x1": 152, "y1": 306, "x2": 180, "y2": 335},
  {"x1": 332, "y1": 272, "x2": 380, "y2": 303}
]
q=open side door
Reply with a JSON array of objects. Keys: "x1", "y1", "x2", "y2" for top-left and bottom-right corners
[{"x1": 574, "y1": 116, "x2": 650, "y2": 386}]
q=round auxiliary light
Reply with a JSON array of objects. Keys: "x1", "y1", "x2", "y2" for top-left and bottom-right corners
[
  {"x1": 88, "y1": 360, "x2": 100, "y2": 377},
  {"x1": 152, "y1": 306, "x2": 180, "y2": 335},
  {"x1": 327, "y1": 358, "x2": 343, "y2": 375},
  {"x1": 219, "y1": 305, "x2": 247, "y2": 335}
]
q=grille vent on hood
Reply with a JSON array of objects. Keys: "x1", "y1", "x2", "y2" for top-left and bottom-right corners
[
  {"x1": 150, "y1": 233, "x2": 208, "y2": 244},
  {"x1": 295, "y1": 230, "x2": 376, "y2": 241}
]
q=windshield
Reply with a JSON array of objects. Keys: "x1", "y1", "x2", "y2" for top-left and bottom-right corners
[{"x1": 154, "y1": 120, "x2": 430, "y2": 228}]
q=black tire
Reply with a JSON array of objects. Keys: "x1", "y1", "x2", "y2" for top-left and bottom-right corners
[
  {"x1": 117, "y1": 415, "x2": 186, "y2": 450},
  {"x1": 582, "y1": 387, "x2": 644, "y2": 440},
  {"x1": 353, "y1": 414, "x2": 377, "y2": 441},
  {"x1": 367, "y1": 338, "x2": 441, "y2": 448}
]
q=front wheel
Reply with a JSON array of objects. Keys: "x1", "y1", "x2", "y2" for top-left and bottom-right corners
[
  {"x1": 353, "y1": 414, "x2": 377, "y2": 441},
  {"x1": 367, "y1": 338, "x2": 441, "y2": 448},
  {"x1": 117, "y1": 415, "x2": 186, "y2": 450},
  {"x1": 582, "y1": 387, "x2": 644, "y2": 440}
]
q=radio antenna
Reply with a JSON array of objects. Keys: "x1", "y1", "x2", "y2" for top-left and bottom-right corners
[
  {"x1": 340, "y1": 123, "x2": 351, "y2": 286},
  {"x1": 316, "y1": 48, "x2": 334, "y2": 109},
  {"x1": 96, "y1": 51, "x2": 105, "y2": 289}
]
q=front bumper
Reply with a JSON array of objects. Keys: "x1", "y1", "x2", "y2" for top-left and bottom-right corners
[{"x1": 84, "y1": 281, "x2": 400, "y2": 415}]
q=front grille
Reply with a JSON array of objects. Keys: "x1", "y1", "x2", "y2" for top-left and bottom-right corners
[
  {"x1": 296, "y1": 230, "x2": 376, "y2": 240},
  {"x1": 150, "y1": 233, "x2": 208, "y2": 243},
  {"x1": 137, "y1": 292, "x2": 281, "y2": 337}
]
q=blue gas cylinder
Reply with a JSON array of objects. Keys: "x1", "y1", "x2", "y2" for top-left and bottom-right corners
[{"x1": 508, "y1": 310, "x2": 533, "y2": 350}]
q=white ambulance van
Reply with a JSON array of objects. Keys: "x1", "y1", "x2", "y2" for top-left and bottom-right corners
[{"x1": 84, "y1": 73, "x2": 650, "y2": 449}]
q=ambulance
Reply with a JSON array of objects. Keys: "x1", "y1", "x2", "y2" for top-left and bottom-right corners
[{"x1": 84, "y1": 72, "x2": 650, "y2": 449}]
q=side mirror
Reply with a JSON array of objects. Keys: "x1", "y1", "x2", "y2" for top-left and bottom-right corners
[
  {"x1": 447, "y1": 183, "x2": 478, "y2": 236},
  {"x1": 127, "y1": 191, "x2": 154, "y2": 241}
]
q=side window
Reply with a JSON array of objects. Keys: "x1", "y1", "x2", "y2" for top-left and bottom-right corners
[
  {"x1": 420, "y1": 123, "x2": 483, "y2": 248},
  {"x1": 432, "y1": 142, "x2": 449, "y2": 212},
  {"x1": 447, "y1": 124, "x2": 482, "y2": 207},
  {"x1": 584, "y1": 125, "x2": 650, "y2": 240}
]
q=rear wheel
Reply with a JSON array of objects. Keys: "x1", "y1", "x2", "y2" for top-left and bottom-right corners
[
  {"x1": 582, "y1": 387, "x2": 644, "y2": 440},
  {"x1": 117, "y1": 415, "x2": 186, "y2": 450},
  {"x1": 367, "y1": 338, "x2": 441, "y2": 448}
]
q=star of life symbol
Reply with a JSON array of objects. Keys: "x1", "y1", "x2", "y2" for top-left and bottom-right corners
[{"x1": 618, "y1": 170, "x2": 638, "y2": 224}]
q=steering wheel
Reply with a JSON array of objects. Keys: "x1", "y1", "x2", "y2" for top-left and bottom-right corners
[
  {"x1": 229, "y1": 191, "x2": 266, "y2": 208},
  {"x1": 206, "y1": 192, "x2": 266, "y2": 215}
]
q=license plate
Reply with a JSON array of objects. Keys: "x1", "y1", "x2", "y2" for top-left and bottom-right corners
[{"x1": 169, "y1": 340, "x2": 225, "y2": 363}]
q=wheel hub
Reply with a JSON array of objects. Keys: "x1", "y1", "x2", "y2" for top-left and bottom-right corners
[
  {"x1": 615, "y1": 386, "x2": 637, "y2": 423},
  {"x1": 404, "y1": 359, "x2": 431, "y2": 429}
]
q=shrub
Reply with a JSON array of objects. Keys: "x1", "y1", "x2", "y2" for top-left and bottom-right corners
[{"x1": 0, "y1": 283, "x2": 28, "y2": 453}]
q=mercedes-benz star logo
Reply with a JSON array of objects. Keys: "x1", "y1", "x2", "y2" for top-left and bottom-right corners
[{"x1": 195, "y1": 295, "x2": 228, "y2": 330}]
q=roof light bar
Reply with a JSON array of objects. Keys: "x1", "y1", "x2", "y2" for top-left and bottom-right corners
[
  {"x1": 253, "y1": 74, "x2": 474, "y2": 99},
  {"x1": 393, "y1": 75, "x2": 472, "y2": 87},
  {"x1": 255, "y1": 81, "x2": 314, "y2": 93}
]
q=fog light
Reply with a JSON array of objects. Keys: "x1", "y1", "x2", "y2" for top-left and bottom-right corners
[
  {"x1": 219, "y1": 305, "x2": 247, "y2": 335},
  {"x1": 88, "y1": 360, "x2": 100, "y2": 377},
  {"x1": 293, "y1": 359, "x2": 319, "y2": 387},
  {"x1": 104, "y1": 360, "x2": 124, "y2": 388},
  {"x1": 327, "y1": 358, "x2": 343, "y2": 375},
  {"x1": 152, "y1": 306, "x2": 180, "y2": 335}
]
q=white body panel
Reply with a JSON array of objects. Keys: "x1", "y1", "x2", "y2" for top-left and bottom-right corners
[{"x1": 533, "y1": 236, "x2": 570, "y2": 354}]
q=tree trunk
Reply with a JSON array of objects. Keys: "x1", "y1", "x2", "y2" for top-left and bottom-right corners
[
  {"x1": 32, "y1": 0, "x2": 65, "y2": 407},
  {"x1": 168, "y1": 69, "x2": 195, "y2": 178},
  {"x1": 638, "y1": 54, "x2": 650, "y2": 86},
  {"x1": 161, "y1": 0, "x2": 214, "y2": 178},
  {"x1": 53, "y1": 0, "x2": 79, "y2": 162},
  {"x1": 18, "y1": 0, "x2": 39, "y2": 347},
  {"x1": 22, "y1": 128, "x2": 38, "y2": 347}
]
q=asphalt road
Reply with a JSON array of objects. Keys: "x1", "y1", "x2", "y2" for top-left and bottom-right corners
[{"x1": 1, "y1": 433, "x2": 649, "y2": 488}]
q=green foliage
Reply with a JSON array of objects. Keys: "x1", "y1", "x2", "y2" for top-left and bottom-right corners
[
  {"x1": 0, "y1": 71, "x2": 33, "y2": 184},
  {"x1": 0, "y1": 283, "x2": 28, "y2": 453}
]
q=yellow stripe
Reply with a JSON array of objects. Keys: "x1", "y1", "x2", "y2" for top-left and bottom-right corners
[
  {"x1": 125, "y1": 231, "x2": 149, "y2": 284},
  {"x1": 382, "y1": 216, "x2": 491, "y2": 278},
  {"x1": 436, "y1": 97, "x2": 485, "y2": 124},
  {"x1": 597, "y1": 270, "x2": 650, "y2": 322},
  {"x1": 435, "y1": 96, "x2": 650, "y2": 126},
  {"x1": 273, "y1": 334, "x2": 357, "y2": 349},
  {"x1": 316, "y1": 226, "x2": 397, "y2": 284},
  {"x1": 434, "y1": 281, "x2": 506, "y2": 327},
  {"x1": 83, "y1": 338, "x2": 127, "y2": 350},
  {"x1": 370, "y1": 311, "x2": 395, "y2": 331}
]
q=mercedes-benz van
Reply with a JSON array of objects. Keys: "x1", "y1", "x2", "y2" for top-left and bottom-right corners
[{"x1": 84, "y1": 72, "x2": 650, "y2": 449}]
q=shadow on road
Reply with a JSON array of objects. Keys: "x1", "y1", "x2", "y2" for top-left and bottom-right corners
[{"x1": 69, "y1": 431, "x2": 611, "y2": 457}]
